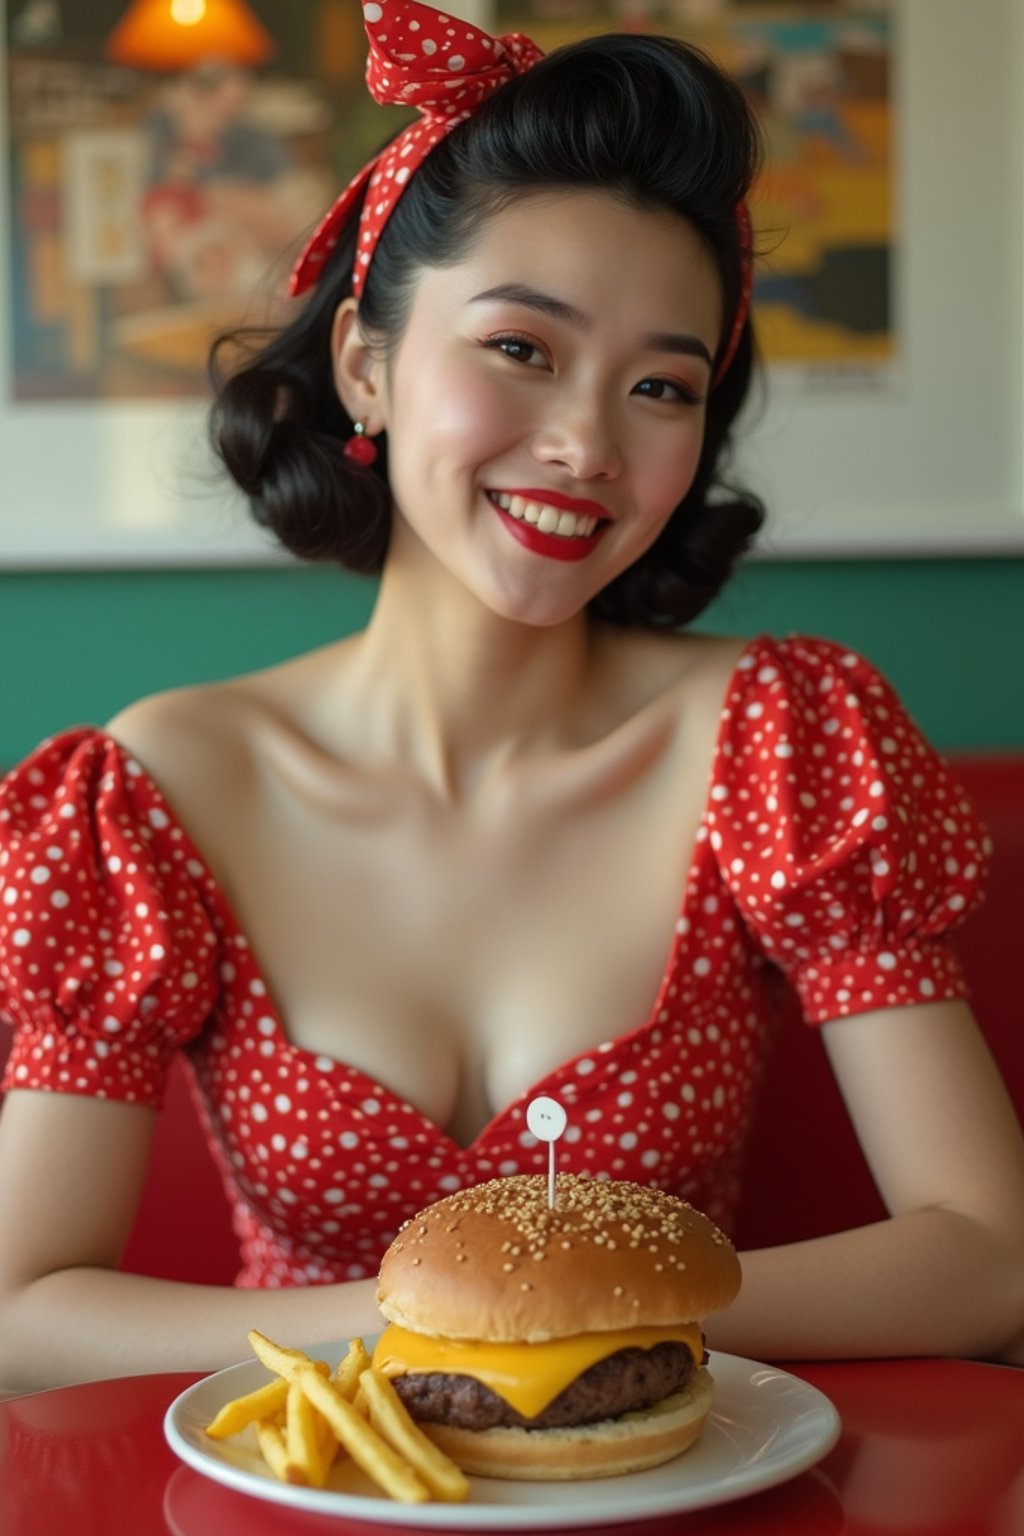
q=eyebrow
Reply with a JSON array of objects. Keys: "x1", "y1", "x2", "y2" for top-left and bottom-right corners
[{"x1": 469, "y1": 283, "x2": 714, "y2": 367}]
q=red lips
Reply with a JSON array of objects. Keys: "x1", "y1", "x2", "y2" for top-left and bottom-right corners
[{"x1": 488, "y1": 490, "x2": 609, "y2": 563}]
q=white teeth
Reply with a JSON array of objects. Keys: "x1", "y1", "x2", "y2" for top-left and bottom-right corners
[{"x1": 490, "y1": 492, "x2": 602, "y2": 539}]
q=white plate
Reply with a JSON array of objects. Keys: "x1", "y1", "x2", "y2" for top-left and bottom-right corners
[{"x1": 164, "y1": 1345, "x2": 841, "y2": 1530}]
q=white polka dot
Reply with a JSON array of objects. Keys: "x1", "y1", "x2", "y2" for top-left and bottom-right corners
[
  {"x1": 274, "y1": 1094, "x2": 292, "y2": 1114},
  {"x1": 363, "y1": 1, "x2": 382, "y2": 19},
  {"x1": 30, "y1": 866, "x2": 51, "y2": 885},
  {"x1": 448, "y1": 53, "x2": 465, "y2": 70},
  {"x1": 877, "y1": 952, "x2": 897, "y2": 971},
  {"x1": 422, "y1": 38, "x2": 437, "y2": 54},
  {"x1": 148, "y1": 809, "x2": 170, "y2": 829},
  {"x1": 12, "y1": 929, "x2": 31, "y2": 948},
  {"x1": 361, "y1": 1098, "x2": 381, "y2": 1115}
]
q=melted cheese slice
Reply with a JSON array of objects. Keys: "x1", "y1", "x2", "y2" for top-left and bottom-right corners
[{"x1": 372, "y1": 1322, "x2": 702, "y2": 1419}]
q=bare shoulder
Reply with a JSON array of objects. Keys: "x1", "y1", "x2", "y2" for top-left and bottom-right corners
[
  {"x1": 104, "y1": 679, "x2": 262, "y2": 867},
  {"x1": 595, "y1": 626, "x2": 754, "y2": 724},
  {"x1": 107, "y1": 680, "x2": 252, "y2": 786}
]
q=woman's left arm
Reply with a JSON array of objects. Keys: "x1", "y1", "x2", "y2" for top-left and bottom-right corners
[{"x1": 706, "y1": 999, "x2": 1024, "y2": 1363}]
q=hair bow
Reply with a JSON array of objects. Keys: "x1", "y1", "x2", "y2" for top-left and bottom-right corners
[{"x1": 290, "y1": 0, "x2": 544, "y2": 298}]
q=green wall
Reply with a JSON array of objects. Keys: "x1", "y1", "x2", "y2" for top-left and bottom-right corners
[{"x1": 2, "y1": 556, "x2": 1022, "y2": 769}]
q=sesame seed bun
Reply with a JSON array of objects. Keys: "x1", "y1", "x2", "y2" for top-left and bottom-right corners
[{"x1": 377, "y1": 1174, "x2": 741, "y2": 1343}]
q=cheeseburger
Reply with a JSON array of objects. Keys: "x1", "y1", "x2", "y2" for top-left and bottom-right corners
[{"x1": 372, "y1": 1174, "x2": 741, "y2": 1480}]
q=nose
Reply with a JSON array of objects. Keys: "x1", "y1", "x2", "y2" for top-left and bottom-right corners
[{"x1": 530, "y1": 389, "x2": 622, "y2": 482}]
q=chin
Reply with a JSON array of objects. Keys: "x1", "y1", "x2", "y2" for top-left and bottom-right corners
[{"x1": 371, "y1": 1173, "x2": 741, "y2": 1481}]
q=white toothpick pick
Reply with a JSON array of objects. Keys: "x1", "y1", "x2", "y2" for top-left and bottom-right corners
[{"x1": 526, "y1": 1095, "x2": 568, "y2": 1209}]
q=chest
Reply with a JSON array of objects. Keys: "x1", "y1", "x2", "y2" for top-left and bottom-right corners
[{"x1": 202, "y1": 722, "x2": 717, "y2": 1145}]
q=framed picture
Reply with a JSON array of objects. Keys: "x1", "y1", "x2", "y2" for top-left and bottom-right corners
[
  {"x1": 1, "y1": 0, "x2": 1021, "y2": 566},
  {"x1": 0, "y1": 0, "x2": 426, "y2": 565}
]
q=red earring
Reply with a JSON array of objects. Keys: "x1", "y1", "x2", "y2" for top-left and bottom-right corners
[{"x1": 343, "y1": 421, "x2": 378, "y2": 466}]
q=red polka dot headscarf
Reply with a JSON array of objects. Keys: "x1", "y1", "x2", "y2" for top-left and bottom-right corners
[{"x1": 290, "y1": 0, "x2": 753, "y2": 386}]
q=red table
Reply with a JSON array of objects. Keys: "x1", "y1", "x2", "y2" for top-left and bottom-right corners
[{"x1": 1, "y1": 1360, "x2": 1021, "y2": 1536}]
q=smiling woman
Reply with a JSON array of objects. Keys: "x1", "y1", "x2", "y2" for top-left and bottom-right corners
[
  {"x1": 210, "y1": 13, "x2": 763, "y2": 623},
  {"x1": 324, "y1": 189, "x2": 724, "y2": 626},
  {"x1": 1, "y1": 0, "x2": 1023, "y2": 1398}
]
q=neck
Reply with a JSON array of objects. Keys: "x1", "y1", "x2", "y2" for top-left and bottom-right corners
[{"x1": 344, "y1": 546, "x2": 597, "y2": 802}]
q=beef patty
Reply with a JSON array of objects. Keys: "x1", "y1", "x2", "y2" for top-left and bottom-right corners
[{"x1": 391, "y1": 1342, "x2": 695, "y2": 1431}]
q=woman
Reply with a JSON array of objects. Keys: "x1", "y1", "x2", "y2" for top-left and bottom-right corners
[{"x1": 1, "y1": 2, "x2": 1022, "y2": 1393}]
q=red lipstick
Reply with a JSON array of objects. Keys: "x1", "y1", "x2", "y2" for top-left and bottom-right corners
[
  {"x1": 487, "y1": 493, "x2": 608, "y2": 562},
  {"x1": 498, "y1": 512, "x2": 605, "y2": 561}
]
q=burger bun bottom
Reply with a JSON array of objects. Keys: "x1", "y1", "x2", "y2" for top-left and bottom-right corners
[{"x1": 419, "y1": 1366, "x2": 716, "y2": 1482}]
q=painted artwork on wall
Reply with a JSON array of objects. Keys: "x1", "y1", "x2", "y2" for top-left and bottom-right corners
[
  {"x1": 495, "y1": 0, "x2": 896, "y2": 387},
  {"x1": 3, "y1": 0, "x2": 416, "y2": 400}
]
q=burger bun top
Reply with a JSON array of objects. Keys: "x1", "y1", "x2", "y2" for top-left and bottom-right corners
[{"x1": 376, "y1": 1174, "x2": 741, "y2": 1343}]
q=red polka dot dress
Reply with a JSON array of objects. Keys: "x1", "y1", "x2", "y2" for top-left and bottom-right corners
[{"x1": 0, "y1": 636, "x2": 989, "y2": 1283}]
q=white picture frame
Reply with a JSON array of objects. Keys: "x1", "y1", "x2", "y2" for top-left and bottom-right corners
[{"x1": 0, "y1": 0, "x2": 1021, "y2": 567}]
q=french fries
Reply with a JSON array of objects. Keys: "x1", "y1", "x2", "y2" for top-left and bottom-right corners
[
  {"x1": 204, "y1": 1331, "x2": 469, "y2": 1505},
  {"x1": 361, "y1": 1367, "x2": 471, "y2": 1501}
]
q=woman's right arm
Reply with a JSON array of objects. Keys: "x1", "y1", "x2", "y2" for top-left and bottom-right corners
[{"x1": 0, "y1": 1089, "x2": 383, "y2": 1395}]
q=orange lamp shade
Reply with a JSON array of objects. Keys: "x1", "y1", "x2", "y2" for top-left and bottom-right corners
[{"x1": 106, "y1": 0, "x2": 277, "y2": 71}]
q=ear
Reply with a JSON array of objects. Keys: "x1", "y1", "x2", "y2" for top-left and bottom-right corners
[{"x1": 331, "y1": 298, "x2": 388, "y2": 432}]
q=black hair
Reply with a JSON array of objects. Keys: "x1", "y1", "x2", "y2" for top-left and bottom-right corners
[{"x1": 210, "y1": 31, "x2": 766, "y2": 625}]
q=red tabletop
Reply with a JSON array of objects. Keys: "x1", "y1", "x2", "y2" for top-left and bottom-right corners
[{"x1": 1, "y1": 1359, "x2": 1021, "y2": 1536}]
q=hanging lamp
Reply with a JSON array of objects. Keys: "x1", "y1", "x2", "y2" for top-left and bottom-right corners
[{"x1": 106, "y1": 0, "x2": 276, "y2": 71}]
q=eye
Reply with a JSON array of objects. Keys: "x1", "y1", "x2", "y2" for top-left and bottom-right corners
[
  {"x1": 633, "y1": 377, "x2": 704, "y2": 406},
  {"x1": 482, "y1": 334, "x2": 549, "y2": 368}
]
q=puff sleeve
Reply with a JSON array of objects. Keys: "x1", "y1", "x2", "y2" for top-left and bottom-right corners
[
  {"x1": 709, "y1": 636, "x2": 990, "y2": 1025},
  {"x1": 0, "y1": 729, "x2": 220, "y2": 1105}
]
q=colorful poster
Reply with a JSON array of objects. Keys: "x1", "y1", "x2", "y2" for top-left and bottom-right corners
[
  {"x1": 4, "y1": 0, "x2": 414, "y2": 400},
  {"x1": 495, "y1": 1, "x2": 896, "y2": 386}
]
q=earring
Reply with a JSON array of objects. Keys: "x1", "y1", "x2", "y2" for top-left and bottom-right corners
[{"x1": 343, "y1": 420, "x2": 379, "y2": 466}]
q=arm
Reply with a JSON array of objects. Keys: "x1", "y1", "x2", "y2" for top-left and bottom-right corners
[
  {"x1": 0, "y1": 1089, "x2": 383, "y2": 1395},
  {"x1": 706, "y1": 999, "x2": 1024, "y2": 1363}
]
